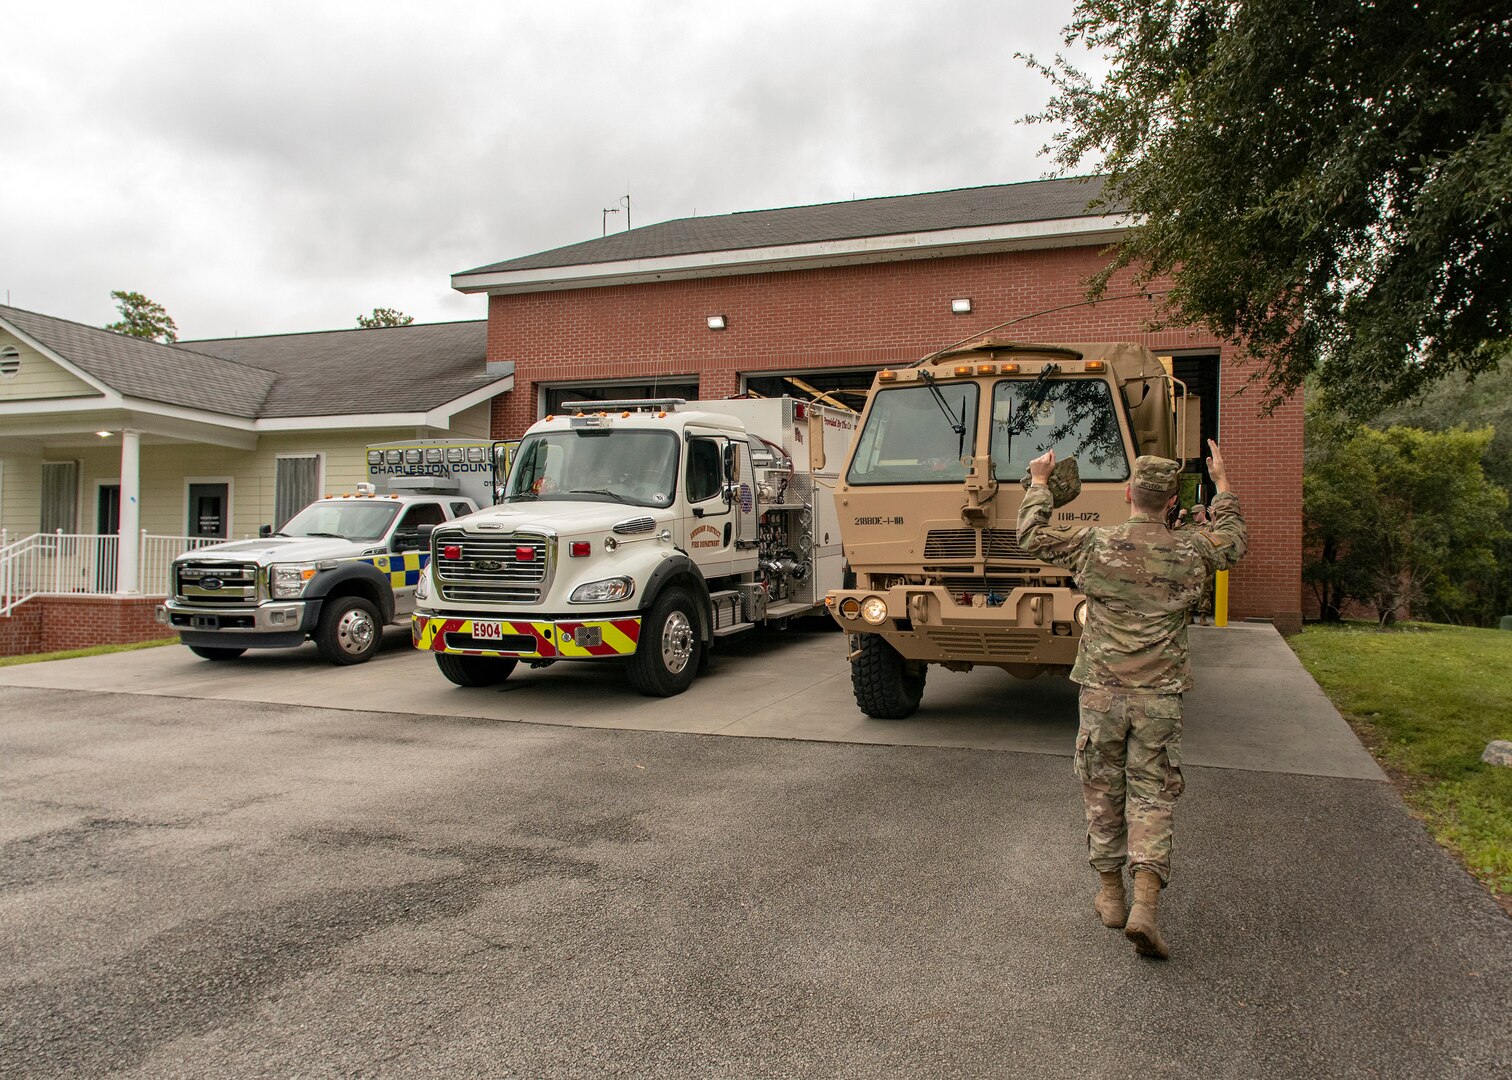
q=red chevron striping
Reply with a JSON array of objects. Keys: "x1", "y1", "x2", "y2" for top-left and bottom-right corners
[
  {"x1": 432, "y1": 618, "x2": 466, "y2": 652},
  {"x1": 614, "y1": 619, "x2": 641, "y2": 644},
  {"x1": 510, "y1": 621, "x2": 556, "y2": 657}
]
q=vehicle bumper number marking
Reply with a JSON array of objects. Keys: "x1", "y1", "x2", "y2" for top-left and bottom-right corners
[{"x1": 413, "y1": 615, "x2": 641, "y2": 658}]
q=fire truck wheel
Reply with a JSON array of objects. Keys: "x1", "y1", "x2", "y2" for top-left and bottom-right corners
[
  {"x1": 851, "y1": 633, "x2": 926, "y2": 719},
  {"x1": 315, "y1": 596, "x2": 383, "y2": 665},
  {"x1": 627, "y1": 587, "x2": 701, "y2": 697},
  {"x1": 188, "y1": 645, "x2": 246, "y2": 660},
  {"x1": 435, "y1": 653, "x2": 518, "y2": 687}
]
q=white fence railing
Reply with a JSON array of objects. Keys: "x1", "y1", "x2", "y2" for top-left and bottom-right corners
[{"x1": 0, "y1": 531, "x2": 231, "y2": 617}]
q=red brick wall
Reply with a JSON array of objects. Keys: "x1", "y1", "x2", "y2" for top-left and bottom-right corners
[
  {"x1": 484, "y1": 243, "x2": 1303, "y2": 627},
  {"x1": 0, "y1": 596, "x2": 176, "y2": 657}
]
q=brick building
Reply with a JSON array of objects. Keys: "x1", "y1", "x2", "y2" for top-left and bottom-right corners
[{"x1": 455, "y1": 176, "x2": 1303, "y2": 630}]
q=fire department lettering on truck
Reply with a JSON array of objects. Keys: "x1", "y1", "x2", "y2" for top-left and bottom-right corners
[{"x1": 413, "y1": 614, "x2": 642, "y2": 658}]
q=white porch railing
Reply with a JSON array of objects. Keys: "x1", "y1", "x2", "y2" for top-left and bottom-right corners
[{"x1": 0, "y1": 531, "x2": 232, "y2": 617}]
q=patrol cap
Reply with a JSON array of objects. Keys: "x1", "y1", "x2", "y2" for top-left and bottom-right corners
[
  {"x1": 1020, "y1": 455, "x2": 1082, "y2": 508},
  {"x1": 1131, "y1": 455, "x2": 1181, "y2": 495}
]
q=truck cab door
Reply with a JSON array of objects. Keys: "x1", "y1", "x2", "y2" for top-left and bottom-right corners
[{"x1": 681, "y1": 433, "x2": 739, "y2": 578}]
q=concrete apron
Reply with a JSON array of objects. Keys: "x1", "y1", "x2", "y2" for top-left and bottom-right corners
[{"x1": 0, "y1": 622, "x2": 1383, "y2": 783}]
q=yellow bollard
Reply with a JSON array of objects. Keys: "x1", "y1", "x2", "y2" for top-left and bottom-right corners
[{"x1": 1214, "y1": 570, "x2": 1229, "y2": 627}]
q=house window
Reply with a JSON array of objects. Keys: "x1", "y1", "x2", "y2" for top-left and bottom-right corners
[
  {"x1": 0, "y1": 346, "x2": 19, "y2": 379},
  {"x1": 41, "y1": 461, "x2": 79, "y2": 533},
  {"x1": 274, "y1": 455, "x2": 322, "y2": 530}
]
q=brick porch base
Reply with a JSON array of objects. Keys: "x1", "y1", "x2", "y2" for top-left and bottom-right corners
[{"x1": 0, "y1": 596, "x2": 177, "y2": 658}]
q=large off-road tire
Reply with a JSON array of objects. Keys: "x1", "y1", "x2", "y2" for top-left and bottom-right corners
[
  {"x1": 188, "y1": 645, "x2": 246, "y2": 661},
  {"x1": 435, "y1": 652, "x2": 518, "y2": 687},
  {"x1": 315, "y1": 595, "x2": 383, "y2": 665},
  {"x1": 851, "y1": 633, "x2": 927, "y2": 719},
  {"x1": 626, "y1": 587, "x2": 701, "y2": 697}
]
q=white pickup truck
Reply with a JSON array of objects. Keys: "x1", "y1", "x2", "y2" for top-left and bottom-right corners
[{"x1": 158, "y1": 487, "x2": 480, "y2": 664}]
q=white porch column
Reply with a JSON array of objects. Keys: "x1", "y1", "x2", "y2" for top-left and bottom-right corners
[{"x1": 117, "y1": 429, "x2": 141, "y2": 594}]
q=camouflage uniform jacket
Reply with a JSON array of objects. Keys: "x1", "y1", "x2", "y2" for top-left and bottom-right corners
[{"x1": 1016, "y1": 486, "x2": 1247, "y2": 693}]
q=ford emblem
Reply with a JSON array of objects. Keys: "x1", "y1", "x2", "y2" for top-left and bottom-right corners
[
  {"x1": 201, "y1": 577, "x2": 224, "y2": 590},
  {"x1": 472, "y1": 559, "x2": 503, "y2": 571}
]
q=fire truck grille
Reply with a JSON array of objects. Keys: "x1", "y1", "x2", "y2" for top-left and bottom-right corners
[
  {"x1": 983, "y1": 530, "x2": 1033, "y2": 561},
  {"x1": 925, "y1": 628, "x2": 1042, "y2": 659},
  {"x1": 433, "y1": 530, "x2": 551, "y2": 604},
  {"x1": 174, "y1": 561, "x2": 260, "y2": 605},
  {"x1": 924, "y1": 529, "x2": 978, "y2": 558}
]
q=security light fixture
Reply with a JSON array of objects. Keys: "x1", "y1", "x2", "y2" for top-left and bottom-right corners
[
  {"x1": 951, "y1": 298, "x2": 973, "y2": 314},
  {"x1": 95, "y1": 430, "x2": 112, "y2": 438},
  {"x1": 707, "y1": 315, "x2": 727, "y2": 330}
]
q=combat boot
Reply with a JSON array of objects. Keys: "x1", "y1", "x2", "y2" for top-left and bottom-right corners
[
  {"x1": 1094, "y1": 870, "x2": 1126, "y2": 928},
  {"x1": 1124, "y1": 870, "x2": 1169, "y2": 959}
]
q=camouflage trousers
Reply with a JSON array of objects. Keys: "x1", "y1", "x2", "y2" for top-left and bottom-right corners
[{"x1": 1073, "y1": 686, "x2": 1186, "y2": 885}]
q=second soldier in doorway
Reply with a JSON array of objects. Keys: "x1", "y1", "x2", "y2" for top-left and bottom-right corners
[{"x1": 1017, "y1": 441, "x2": 1246, "y2": 958}]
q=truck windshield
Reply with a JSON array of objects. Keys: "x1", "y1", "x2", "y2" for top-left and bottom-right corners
[
  {"x1": 506, "y1": 429, "x2": 681, "y2": 507},
  {"x1": 279, "y1": 501, "x2": 400, "y2": 542},
  {"x1": 846, "y1": 383, "x2": 979, "y2": 485},
  {"x1": 990, "y1": 378, "x2": 1129, "y2": 481}
]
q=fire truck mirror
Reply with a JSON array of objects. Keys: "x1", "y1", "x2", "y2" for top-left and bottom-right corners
[{"x1": 723, "y1": 442, "x2": 741, "y2": 483}]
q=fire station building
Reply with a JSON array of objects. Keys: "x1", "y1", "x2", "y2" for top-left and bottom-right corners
[{"x1": 456, "y1": 176, "x2": 1303, "y2": 632}]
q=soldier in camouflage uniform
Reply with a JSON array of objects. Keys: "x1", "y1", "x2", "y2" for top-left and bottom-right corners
[{"x1": 1017, "y1": 440, "x2": 1246, "y2": 959}]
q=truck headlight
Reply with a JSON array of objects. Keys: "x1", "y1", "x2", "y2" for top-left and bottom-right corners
[
  {"x1": 860, "y1": 596, "x2": 889, "y2": 625},
  {"x1": 570, "y1": 576, "x2": 635, "y2": 603},
  {"x1": 1073, "y1": 600, "x2": 1088, "y2": 627},
  {"x1": 415, "y1": 567, "x2": 431, "y2": 601},
  {"x1": 269, "y1": 563, "x2": 318, "y2": 598}
]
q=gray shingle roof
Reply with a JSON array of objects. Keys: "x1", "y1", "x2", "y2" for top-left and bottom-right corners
[
  {"x1": 182, "y1": 320, "x2": 500, "y2": 418},
  {"x1": 461, "y1": 175, "x2": 1113, "y2": 276},
  {"x1": 1, "y1": 304, "x2": 277, "y2": 418}
]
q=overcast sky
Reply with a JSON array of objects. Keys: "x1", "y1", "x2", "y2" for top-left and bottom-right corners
[{"x1": 3, "y1": 0, "x2": 1097, "y2": 341}]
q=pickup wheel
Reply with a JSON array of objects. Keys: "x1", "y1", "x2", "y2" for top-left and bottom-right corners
[
  {"x1": 315, "y1": 596, "x2": 383, "y2": 665},
  {"x1": 627, "y1": 587, "x2": 701, "y2": 697},
  {"x1": 435, "y1": 653, "x2": 518, "y2": 687},
  {"x1": 851, "y1": 633, "x2": 926, "y2": 719},
  {"x1": 188, "y1": 645, "x2": 246, "y2": 661}
]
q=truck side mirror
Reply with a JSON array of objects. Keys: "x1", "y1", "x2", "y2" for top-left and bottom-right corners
[
  {"x1": 723, "y1": 442, "x2": 740, "y2": 483},
  {"x1": 417, "y1": 523, "x2": 436, "y2": 547},
  {"x1": 258, "y1": 524, "x2": 273, "y2": 538}
]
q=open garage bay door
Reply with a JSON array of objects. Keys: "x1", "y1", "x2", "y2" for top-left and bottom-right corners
[{"x1": 741, "y1": 366, "x2": 881, "y2": 413}]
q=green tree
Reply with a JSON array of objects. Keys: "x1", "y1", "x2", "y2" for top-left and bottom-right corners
[
  {"x1": 356, "y1": 307, "x2": 414, "y2": 328},
  {"x1": 1027, "y1": 1, "x2": 1512, "y2": 417},
  {"x1": 1305, "y1": 398, "x2": 1507, "y2": 624},
  {"x1": 105, "y1": 290, "x2": 178, "y2": 343}
]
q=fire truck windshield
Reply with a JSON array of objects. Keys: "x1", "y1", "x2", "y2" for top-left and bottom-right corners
[
  {"x1": 506, "y1": 429, "x2": 681, "y2": 507},
  {"x1": 990, "y1": 378, "x2": 1129, "y2": 481}
]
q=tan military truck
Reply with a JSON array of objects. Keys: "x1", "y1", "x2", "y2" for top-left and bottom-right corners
[{"x1": 825, "y1": 339, "x2": 1199, "y2": 718}]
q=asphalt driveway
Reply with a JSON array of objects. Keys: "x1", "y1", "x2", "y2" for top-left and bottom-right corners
[{"x1": 0, "y1": 625, "x2": 1506, "y2": 1078}]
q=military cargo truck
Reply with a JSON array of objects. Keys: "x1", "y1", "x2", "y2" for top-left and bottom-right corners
[{"x1": 825, "y1": 339, "x2": 1200, "y2": 718}]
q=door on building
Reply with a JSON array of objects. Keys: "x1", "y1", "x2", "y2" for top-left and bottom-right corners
[
  {"x1": 96, "y1": 484, "x2": 120, "y2": 591},
  {"x1": 188, "y1": 483, "x2": 229, "y2": 539}
]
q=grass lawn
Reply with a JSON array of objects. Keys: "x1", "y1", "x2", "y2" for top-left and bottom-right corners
[
  {"x1": 1290, "y1": 622, "x2": 1512, "y2": 904},
  {"x1": 0, "y1": 638, "x2": 177, "y2": 667}
]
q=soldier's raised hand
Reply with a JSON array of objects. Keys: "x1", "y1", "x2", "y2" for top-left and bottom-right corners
[
  {"x1": 1206, "y1": 439, "x2": 1229, "y2": 493},
  {"x1": 1029, "y1": 450, "x2": 1056, "y2": 484}
]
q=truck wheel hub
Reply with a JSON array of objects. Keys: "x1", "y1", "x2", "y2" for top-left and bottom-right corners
[
  {"x1": 337, "y1": 608, "x2": 376, "y2": 653},
  {"x1": 661, "y1": 611, "x2": 694, "y2": 673}
]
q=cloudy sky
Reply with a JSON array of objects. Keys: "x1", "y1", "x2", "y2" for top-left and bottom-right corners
[{"x1": 4, "y1": 0, "x2": 1097, "y2": 341}]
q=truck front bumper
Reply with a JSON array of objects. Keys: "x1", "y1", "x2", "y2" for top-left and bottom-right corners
[
  {"x1": 825, "y1": 584, "x2": 1082, "y2": 666},
  {"x1": 413, "y1": 612, "x2": 643, "y2": 659},
  {"x1": 156, "y1": 598, "x2": 318, "y2": 650}
]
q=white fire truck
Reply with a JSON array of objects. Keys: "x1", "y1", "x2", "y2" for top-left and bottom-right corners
[{"x1": 412, "y1": 398, "x2": 855, "y2": 695}]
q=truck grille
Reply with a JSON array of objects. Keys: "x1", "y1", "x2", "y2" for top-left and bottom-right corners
[
  {"x1": 433, "y1": 529, "x2": 552, "y2": 604},
  {"x1": 983, "y1": 530, "x2": 1032, "y2": 561},
  {"x1": 174, "y1": 561, "x2": 261, "y2": 606},
  {"x1": 924, "y1": 529, "x2": 977, "y2": 558}
]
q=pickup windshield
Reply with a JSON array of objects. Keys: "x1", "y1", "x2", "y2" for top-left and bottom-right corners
[
  {"x1": 990, "y1": 378, "x2": 1129, "y2": 481},
  {"x1": 280, "y1": 501, "x2": 400, "y2": 542},
  {"x1": 846, "y1": 383, "x2": 979, "y2": 485},
  {"x1": 506, "y1": 429, "x2": 680, "y2": 507}
]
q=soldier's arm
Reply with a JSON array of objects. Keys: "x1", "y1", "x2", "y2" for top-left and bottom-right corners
[
  {"x1": 1194, "y1": 440, "x2": 1247, "y2": 570},
  {"x1": 1016, "y1": 453, "x2": 1094, "y2": 570}
]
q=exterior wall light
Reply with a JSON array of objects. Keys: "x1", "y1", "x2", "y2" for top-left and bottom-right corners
[
  {"x1": 951, "y1": 298, "x2": 973, "y2": 314},
  {"x1": 707, "y1": 315, "x2": 727, "y2": 330},
  {"x1": 95, "y1": 430, "x2": 112, "y2": 438}
]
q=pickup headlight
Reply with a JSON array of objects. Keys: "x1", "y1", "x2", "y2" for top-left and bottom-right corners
[
  {"x1": 269, "y1": 562, "x2": 318, "y2": 598},
  {"x1": 570, "y1": 576, "x2": 635, "y2": 603}
]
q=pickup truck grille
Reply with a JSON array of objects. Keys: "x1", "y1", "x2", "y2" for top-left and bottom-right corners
[
  {"x1": 433, "y1": 529, "x2": 552, "y2": 604},
  {"x1": 174, "y1": 561, "x2": 261, "y2": 605}
]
